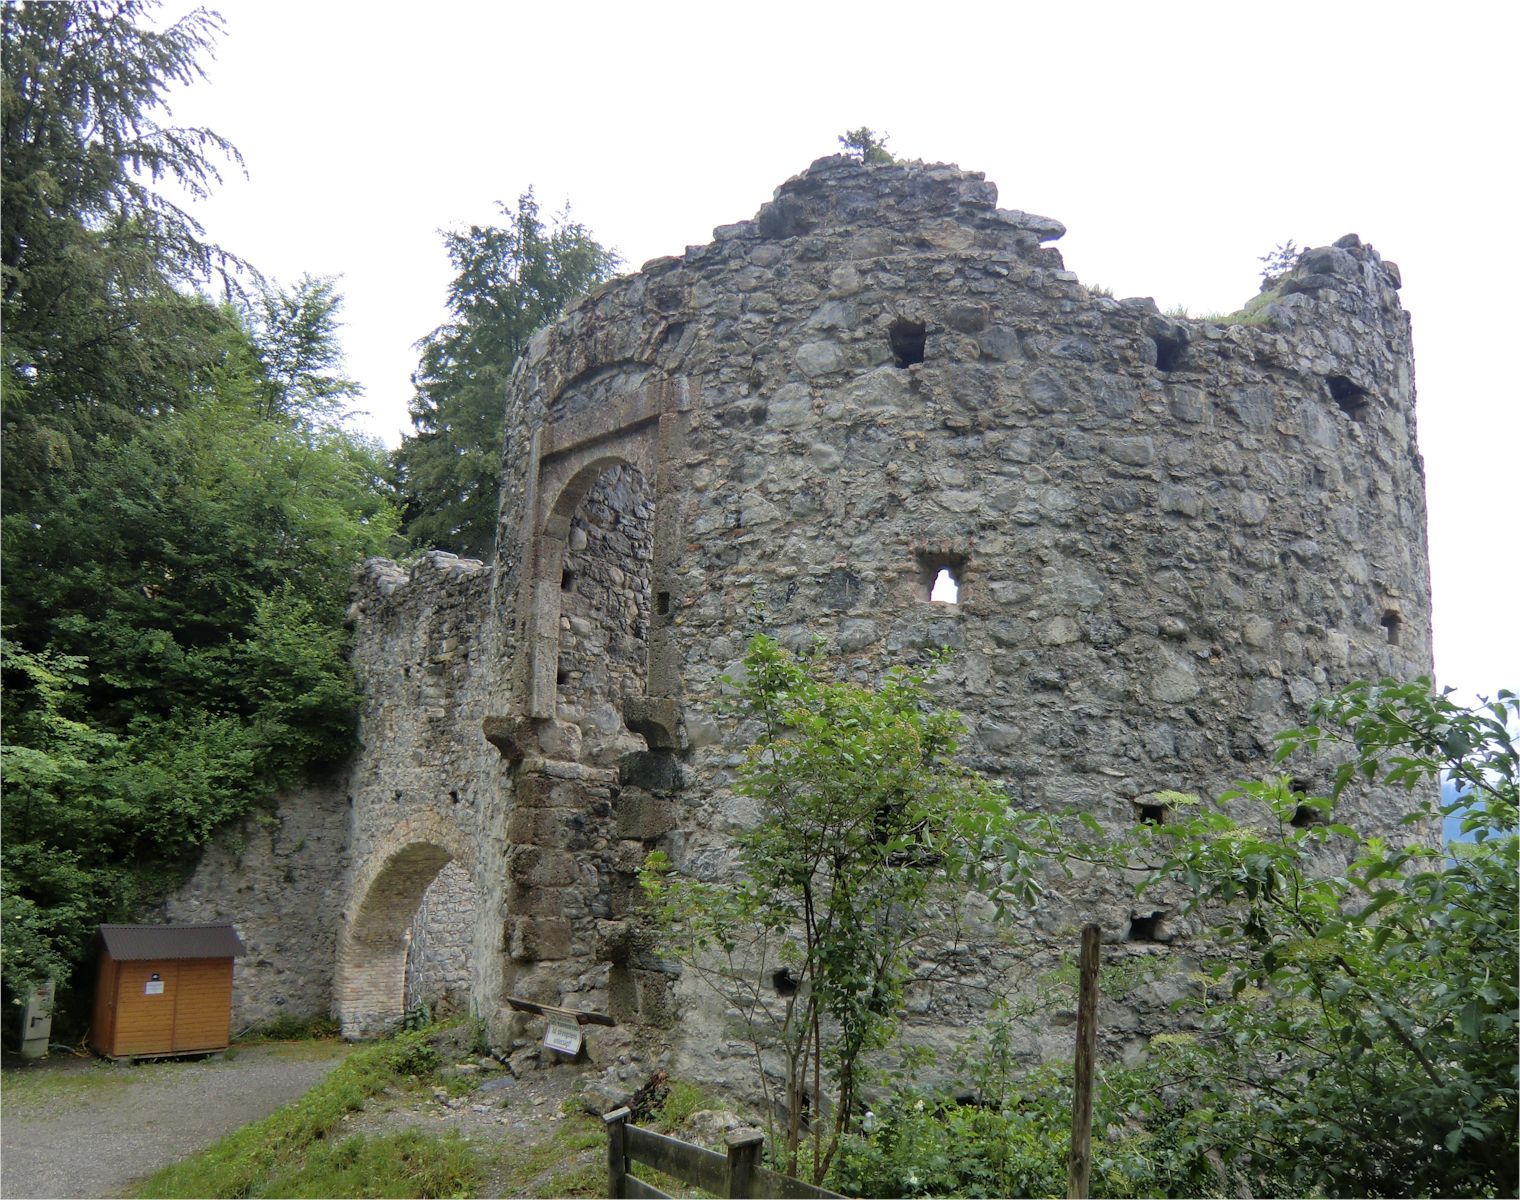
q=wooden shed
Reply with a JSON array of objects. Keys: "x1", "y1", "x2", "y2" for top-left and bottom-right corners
[{"x1": 89, "y1": 923, "x2": 244, "y2": 1059}]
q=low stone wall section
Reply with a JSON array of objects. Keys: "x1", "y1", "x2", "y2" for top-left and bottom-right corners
[{"x1": 163, "y1": 781, "x2": 348, "y2": 1031}]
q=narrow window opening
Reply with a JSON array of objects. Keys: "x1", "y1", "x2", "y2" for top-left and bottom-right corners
[
  {"x1": 656, "y1": 591, "x2": 671, "y2": 616},
  {"x1": 1127, "y1": 912, "x2": 1166, "y2": 943},
  {"x1": 1327, "y1": 374, "x2": 1370, "y2": 419},
  {"x1": 888, "y1": 317, "x2": 927, "y2": 368},
  {"x1": 930, "y1": 567, "x2": 959, "y2": 604},
  {"x1": 917, "y1": 551, "x2": 967, "y2": 603},
  {"x1": 1136, "y1": 802, "x2": 1167, "y2": 826},
  {"x1": 1381, "y1": 610, "x2": 1401, "y2": 645},
  {"x1": 561, "y1": 567, "x2": 576, "y2": 591},
  {"x1": 1152, "y1": 333, "x2": 1185, "y2": 372}
]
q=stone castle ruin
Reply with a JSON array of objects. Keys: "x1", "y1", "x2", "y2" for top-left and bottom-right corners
[{"x1": 169, "y1": 155, "x2": 1432, "y2": 1075}]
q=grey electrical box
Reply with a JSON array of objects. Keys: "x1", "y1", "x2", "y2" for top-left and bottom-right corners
[{"x1": 19, "y1": 978, "x2": 54, "y2": 1059}]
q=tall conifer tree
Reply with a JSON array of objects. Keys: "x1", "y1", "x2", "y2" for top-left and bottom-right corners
[{"x1": 396, "y1": 192, "x2": 618, "y2": 557}]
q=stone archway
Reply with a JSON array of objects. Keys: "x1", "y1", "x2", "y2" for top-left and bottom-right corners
[{"x1": 337, "y1": 812, "x2": 482, "y2": 1039}]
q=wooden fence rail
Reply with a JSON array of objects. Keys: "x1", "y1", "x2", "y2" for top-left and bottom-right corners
[{"x1": 603, "y1": 1107, "x2": 842, "y2": 1199}]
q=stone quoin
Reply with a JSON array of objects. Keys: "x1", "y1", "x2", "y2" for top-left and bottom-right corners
[{"x1": 167, "y1": 155, "x2": 1432, "y2": 1074}]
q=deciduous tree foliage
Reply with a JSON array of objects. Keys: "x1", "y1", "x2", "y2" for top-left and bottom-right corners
[
  {"x1": 0, "y1": 0, "x2": 398, "y2": 1013},
  {"x1": 395, "y1": 192, "x2": 618, "y2": 557},
  {"x1": 641, "y1": 635, "x2": 1052, "y2": 1184},
  {"x1": 1132, "y1": 681, "x2": 1518, "y2": 1198},
  {"x1": 822, "y1": 682, "x2": 1516, "y2": 1199}
]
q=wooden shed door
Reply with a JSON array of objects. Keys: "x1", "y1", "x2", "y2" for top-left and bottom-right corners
[
  {"x1": 172, "y1": 959, "x2": 233, "y2": 1051},
  {"x1": 113, "y1": 961, "x2": 178, "y2": 1055}
]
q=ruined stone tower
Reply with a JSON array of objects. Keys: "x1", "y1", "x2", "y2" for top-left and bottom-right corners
[{"x1": 169, "y1": 156, "x2": 1432, "y2": 1069}]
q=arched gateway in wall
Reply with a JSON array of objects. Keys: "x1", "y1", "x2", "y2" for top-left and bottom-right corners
[{"x1": 336, "y1": 811, "x2": 485, "y2": 1038}]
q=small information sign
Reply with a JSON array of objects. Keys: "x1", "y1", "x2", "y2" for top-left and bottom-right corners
[
  {"x1": 145, "y1": 980, "x2": 164, "y2": 995},
  {"x1": 544, "y1": 1017, "x2": 582, "y2": 1056}
]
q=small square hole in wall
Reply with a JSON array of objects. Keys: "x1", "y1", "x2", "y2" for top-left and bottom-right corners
[
  {"x1": 889, "y1": 317, "x2": 927, "y2": 368},
  {"x1": 1136, "y1": 801, "x2": 1167, "y2": 826},
  {"x1": 1152, "y1": 332, "x2": 1185, "y2": 372},
  {"x1": 1327, "y1": 374, "x2": 1370, "y2": 420},
  {"x1": 1381, "y1": 610, "x2": 1402, "y2": 645},
  {"x1": 1290, "y1": 803, "x2": 1325, "y2": 829},
  {"x1": 916, "y1": 553, "x2": 965, "y2": 604},
  {"x1": 1127, "y1": 912, "x2": 1166, "y2": 943}
]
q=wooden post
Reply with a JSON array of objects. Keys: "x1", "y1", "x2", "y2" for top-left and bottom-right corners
[
  {"x1": 605, "y1": 1106, "x2": 631, "y2": 1199},
  {"x1": 725, "y1": 1127, "x2": 765, "y2": 1199},
  {"x1": 1068, "y1": 923, "x2": 1101, "y2": 1199}
]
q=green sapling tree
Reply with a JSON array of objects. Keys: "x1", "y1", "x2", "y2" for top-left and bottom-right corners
[{"x1": 640, "y1": 634, "x2": 1051, "y2": 1183}]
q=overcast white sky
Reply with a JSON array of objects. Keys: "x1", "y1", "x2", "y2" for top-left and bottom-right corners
[{"x1": 161, "y1": 0, "x2": 1517, "y2": 701}]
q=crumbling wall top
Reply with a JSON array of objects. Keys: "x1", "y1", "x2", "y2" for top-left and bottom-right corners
[{"x1": 350, "y1": 552, "x2": 490, "y2": 622}]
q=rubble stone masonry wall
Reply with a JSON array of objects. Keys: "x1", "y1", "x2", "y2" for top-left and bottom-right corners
[
  {"x1": 492, "y1": 155, "x2": 1432, "y2": 1076},
  {"x1": 174, "y1": 156, "x2": 1432, "y2": 1074}
]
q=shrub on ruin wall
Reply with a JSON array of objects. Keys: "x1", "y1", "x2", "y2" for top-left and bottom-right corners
[
  {"x1": 827, "y1": 681, "x2": 1516, "y2": 1198},
  {"x1": 641, "y1": 633, "x2": 1054, "y2": 1184},
  {"x1": 1135, "y1": 680, "x2": 1518, "y2": 1197}
]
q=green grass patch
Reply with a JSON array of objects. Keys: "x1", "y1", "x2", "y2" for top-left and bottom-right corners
[
  {"x1": 135, "y1": 1029, "x2": 443, "y2": 1198},
  {"x1": 1203, "y1": 285, "x2": 1283, "y2": 328},
  {"x1": 256, "y1": 1129, "x2": 482, "y2": 1199},
  {"x1": 652, "y1": 1078, "x2": 712, "y2": 1134},
  {"x1": 256, "y1": 1037, "x2": 351, "y2": 1063},
  {"x1": 1, "y1": 1057, "x2": 142, "y2": 1107}
]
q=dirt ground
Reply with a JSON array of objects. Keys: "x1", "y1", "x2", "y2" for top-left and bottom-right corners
[
  {"x1": 1, "y1": 1034, "x2": 737, "y2": 1199},
  {"x1": 337, "y1": 1055, "x2": 607, "y2": 1197},
  {"x1": 0, "y1": 1041, "x2": 351, "y2": 1199}
]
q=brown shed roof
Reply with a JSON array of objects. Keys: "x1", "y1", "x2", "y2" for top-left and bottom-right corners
[{"x1": 97, "y1": 923, "x2": 245, "y2": 961}]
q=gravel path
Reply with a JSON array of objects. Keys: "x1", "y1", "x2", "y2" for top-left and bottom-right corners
[{"x1": 1, "y1": 1041, "x2": 350, "y2": 1199}]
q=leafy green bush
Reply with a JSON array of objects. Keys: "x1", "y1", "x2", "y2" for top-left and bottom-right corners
[
  {"x1": 1138, "y1": 681, "x2": 1518, "y2": 1197},
  {"x1": 834, "y1": 682, "x2": 1517, "y2": 1200},
  {"x1": 831, "y1": 1084, "x2": 1066, "y2": 1199},
  {"x1": 829, "y1": 1003, "x2": 1228, "y2": 1199}
]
